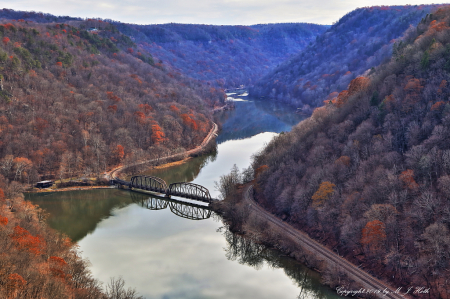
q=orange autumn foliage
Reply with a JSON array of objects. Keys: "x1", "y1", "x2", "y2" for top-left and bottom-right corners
[
  {"x1": 431, "y1": 101, "x2": 445, "y2": 111},
  {"x1": 0, "y1": 215, "x2": 7, "y2": 226},
  {"x1": 151, "y1": 123, "x2": 165, "y2": 144},
  {"x1": 2, "y1": 37, "x2": 10, "y2": 45},
  {"x1": 429, "y1": 20, "x2": 449, "y2": 32},
  {"x1": 134, "y1": 111, "x2": 145, "y2": 120},
  {"x1": 399, "y1": 169, "x2": 419, "y2": 190},
  {"x1": 404, "y1": 77, "x2": 423, "y2": 93},
  {"x1": 48, "y1": 256, "x2": 68, "y2": 279},
  {"x1": 138, "y1": 103, "x2": 153, "y2": 114},
  {"x1": 10, "y1": 225, "x2": 45, "y2": 256},
  {"x1": 106, "y1": 91, "x2": 122, "y2": 102},
  {"x1": 312, "y1": 181, "x2": 336, "y2": 207},
  {"x1": 3, "y1": 23, "x2": 15, "y2": 30},
  {"x1": 383, "y1": 94, "x2": 396, "y2": 111},
  {"x1": 115, "y1": 144, "x2": 125, "y2": 161},
  {"x1": 35, "y1": 117, "x2": 49, "y2": 134},
  {"x1": 107, "y1": 105, "x2": 117, "y2": 113},
  {"x1": 335, "y1": 155, "x2": 351, "y2": 166},
  {"x1": 181, "y1": 114, "x2": 199, "y2": 130},
  {"x1": 361, "y1": 220, "x2": 386, "y2": 252},
  {"x1": 255, "y1": 165, "x2": 269, "y2": 178},
  {"x1": 170, "y1": 105, "x2": 180, "y2": 113},
  {"x1": 402, "y1": 78, "x2": 424, "y2": 111},
  {"x1": 331, "y1": 76, "x2": 369, "y2": 107},
  {"x1": 6, "y1": 273, "x2": 26, "y2": 293}
]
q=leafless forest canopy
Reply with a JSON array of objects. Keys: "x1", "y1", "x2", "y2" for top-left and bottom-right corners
[
  {"x1": 250, "y1": 7, "x2": 450, "y2": 298},
  {"x1": 3, "y1": 5, "x2": 450, "y2": 298}
]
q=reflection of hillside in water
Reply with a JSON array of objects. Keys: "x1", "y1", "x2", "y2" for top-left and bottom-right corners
[
  {"x1": 130, "y1": 191, "x2": 212, "y2": 220},
  {"x1": 26, "y1": 189, "x2": 133, "y2": 242},
  {"x1": 222, "y1": 229, "x2": 342, "y2": 299},
  {"x1": 216, "y1": 99, "x2": 306, "y2": 143},
  {"x1": 141, "y1": 148, "x2": 217, "y2": 184}
]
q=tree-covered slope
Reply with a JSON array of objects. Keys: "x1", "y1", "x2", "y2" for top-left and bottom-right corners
[
  {"x1": 0, "y1": 9, "x2": 328, "y2": 89},
  {"x1": 114, "y1": 22, "x2": 329, "y2": 87},
  {"x1": 250, "y1": 6, "x2": 450, "y2": 297},
  {"x1": 0, "y1": 19, "x2": 225, "y2": 183},
  {"x1": 250, "y1": 5, "x2": 443, "y2": 111}
]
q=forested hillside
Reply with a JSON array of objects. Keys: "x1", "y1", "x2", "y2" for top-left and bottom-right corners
[
  {"x1": 0, "y1": 19, "x2": 225, "y2": 184},
  {"x1": 0, "y1": 8, "x2": 81, "y2": 23},
  {"x1": 250, "y1": 7, "x2": 450, "y2": 297},
  {"x1": 0, "y1": 187, "x2": 142, "y2": 298},
  {"x1": 113, "y1": 22, "x2": 328, "y2": 87},
  {"x1": 0, "y1": 9, "x2": 328, "y2": 88},
  {"x1": 250, "y1": 5, "x2": 443, "y2": 111}
]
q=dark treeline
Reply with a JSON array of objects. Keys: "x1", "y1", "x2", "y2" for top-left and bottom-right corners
[
  {"x1": 114, "y1": 22, "x2": 328, "y2": 87},
  {"x1": 0, "y1": 19, "x2": 225, "y2": 184},
  {"x1": 0, "y1": 8, "x2": 82, "y2": 23},
  {"x1": 247, "y1": 7, "x2": 450, "y2": 298},
  {"x1": 250, "y1": 5, "x2": 444, "y2": 112}
]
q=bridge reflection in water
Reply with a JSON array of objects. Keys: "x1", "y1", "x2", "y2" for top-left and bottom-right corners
[{"x1": 130, "y1": 191, "x2": 212, "y2": 220}]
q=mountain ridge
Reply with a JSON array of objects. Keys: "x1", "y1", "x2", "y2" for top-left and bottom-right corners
[{"x1": 250, "y1": 5, "x2": 444, "y2": 111}]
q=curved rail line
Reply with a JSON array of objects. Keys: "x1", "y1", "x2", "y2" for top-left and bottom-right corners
[
  {"x1": 243, "y1": 185, "x2": 408, "y2": 299},
  {"x1": 107, "y1": 122, "x2": 218, "y2": 182},
  {"x1": 107, "y1": 122, "x2": 218, "y2": 203}
]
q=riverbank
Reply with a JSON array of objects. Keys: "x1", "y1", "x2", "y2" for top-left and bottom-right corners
[
  {"x1": 26, "y1": 185, "x2": 116, "y2": 194},
  {"x1": 26, "y1": 98, "x2": 339, "y2": 298},
  {"x1": 109, "y1": 122, "x2": 218, "y2": 180},
  {"x1": 214, "y1": 184, "x2": 407, "y2": 299},
  {"x1": 25, "y1": 121, "x2": 218, "y2": 195}
]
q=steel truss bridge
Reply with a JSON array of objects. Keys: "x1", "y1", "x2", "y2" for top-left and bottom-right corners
[
  {"x1": 130, "y1": 192, "x2": 212, "y2": 220},
  {"x1": 112, "y1": 175, "x2": 216, "y2": 203}
]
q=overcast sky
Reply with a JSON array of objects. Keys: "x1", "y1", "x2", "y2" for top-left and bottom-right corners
[{"x1": 1, "y1": 0, "x2": 448, "y2": 25}]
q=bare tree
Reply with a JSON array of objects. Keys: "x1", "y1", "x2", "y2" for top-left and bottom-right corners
[{"x1": 105, "y1": 277, "x2": 143, "y2": 299}]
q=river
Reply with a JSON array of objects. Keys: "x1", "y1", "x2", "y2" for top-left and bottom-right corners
[{"x1": 26, "y1": 92, "x2": 342, "y2": 299}]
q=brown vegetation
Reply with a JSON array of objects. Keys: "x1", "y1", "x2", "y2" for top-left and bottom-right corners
[
  {"x1": 0, "y1": 180, "x2": 143, "y2": 298},
  {"x1": 0, "y1": 19, "x2": 224, "y2": 184},
  {"x1": 246, "y1": 7, "x2": 450, "y2": 298},
  {"x1": 250, "y1": 5, "x2": 444, "y2": 110}
]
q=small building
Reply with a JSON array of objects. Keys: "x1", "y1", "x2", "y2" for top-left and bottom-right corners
[{"x1": 36, "y1": 180, "x2": 53, "y2": 188}]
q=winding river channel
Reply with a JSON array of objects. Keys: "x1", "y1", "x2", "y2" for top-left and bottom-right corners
[{"x1": 26, "y1": 93, "x2": 342, "y2": 299}]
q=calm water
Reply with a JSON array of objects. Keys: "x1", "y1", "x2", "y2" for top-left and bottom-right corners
[{"x1": 27, "y1": 94, "x2": 342, "y2": 299}]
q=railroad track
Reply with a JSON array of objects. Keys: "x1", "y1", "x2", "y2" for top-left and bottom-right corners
[
  {"x1": 243, "y1": 185, "x2": 408, "y2": 299},
  {"x1": 106, "y1": 122, "x2": 218, "y2": 181}
]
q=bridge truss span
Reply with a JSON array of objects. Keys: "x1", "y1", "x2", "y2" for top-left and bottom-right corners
[
  {"x1": 114, "y1": 175, "x2": 216, "y2": 203},
  {"x1": 130, "y1": 176, "x2": 168, "y2": 194},
  {"x1": 168, "y1": 182, "x2": 212, "y2": 203}
]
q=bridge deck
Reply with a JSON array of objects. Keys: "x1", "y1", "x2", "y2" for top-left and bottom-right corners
[{"x1": 112, "y1": 178, "x2": 219, "y2": 203}]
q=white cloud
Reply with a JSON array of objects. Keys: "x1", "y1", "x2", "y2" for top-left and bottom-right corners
[{"x1": 0, "y1": 0, "x2": 446, "y2": 25}]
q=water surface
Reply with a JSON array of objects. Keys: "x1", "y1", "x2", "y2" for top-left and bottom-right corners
[{"x1": 27, "y1": 96, "x2": 342, "y2": 298}]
